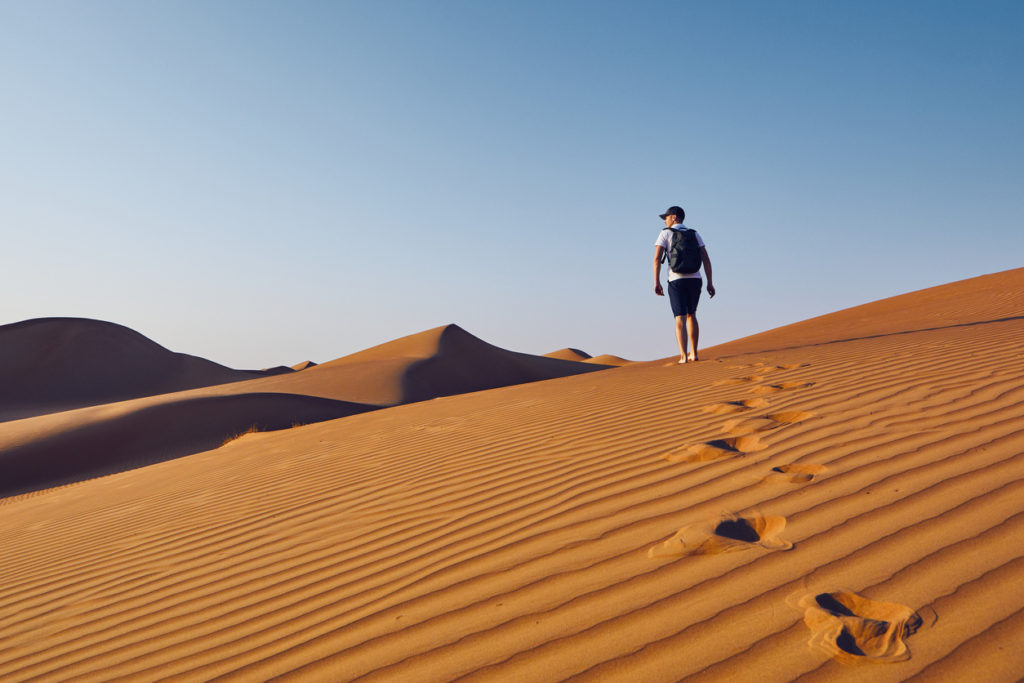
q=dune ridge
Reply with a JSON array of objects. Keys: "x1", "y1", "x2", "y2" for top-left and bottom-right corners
[
  {"x1": 0, "y1": 318, "x2": 266, "y2": 421},
  {"x1": 1, "y1": 269, "x2": 1023, "y2": 680},
  {"x1": 703, "y1": 266, "x2": 1024, "y2": 358}
]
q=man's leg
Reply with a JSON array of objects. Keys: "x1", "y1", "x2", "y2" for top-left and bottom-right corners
[
  {"x1": 675, "y1": 315, "x2": 688, "y2": 363},
  {"x1": 686, "y1": 314, "x2": 700, "y2": 361}
]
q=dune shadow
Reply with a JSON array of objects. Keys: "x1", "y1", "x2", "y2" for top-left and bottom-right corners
[{"x1": 0, "y1": 393, "x2": 376, "y2": 498}]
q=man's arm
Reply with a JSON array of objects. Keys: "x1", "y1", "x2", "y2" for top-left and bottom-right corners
[
  {"x1": 653, "y1": 246, "x2": 665, "y2": 296},
  {"x1": 700, "y1": 246, "x2": 715, "y2": 297}
]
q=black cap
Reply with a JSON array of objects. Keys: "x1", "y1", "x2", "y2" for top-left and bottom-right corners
[{"x1": 659, "y1": 206, "x2": 685, "y2": 220}]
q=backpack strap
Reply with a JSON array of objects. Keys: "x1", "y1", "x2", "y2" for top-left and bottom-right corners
[{"x1": 659, "y1": 228, "x2": 675, "y2": 263}]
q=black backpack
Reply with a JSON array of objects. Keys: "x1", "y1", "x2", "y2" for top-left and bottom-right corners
[{"x1": 663, "y1": 227, "x2": 702, "y2": 274}]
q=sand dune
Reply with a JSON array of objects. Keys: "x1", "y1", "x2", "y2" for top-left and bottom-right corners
[
  {"x1": 1, "y1": 269, "x2": 1023, "y2": 680},
  {"x1": 585, "y1": 354, "x2": 632, "y2": 366},
  {"x1": 249, "y1": 324, "x2": 611, "y2": 406},
  {"x1": 0, "y1": 322, "x2": 609, "y2": 499},
  {"x1": 546, "y1": 349, "x2": 632, "y2": 366},
  {"x1": 544, "y1": 348, "x2": 592, "y2": 362},
  {"x1": 0, "y1": 318, "x2": 265, "y2": 421}
]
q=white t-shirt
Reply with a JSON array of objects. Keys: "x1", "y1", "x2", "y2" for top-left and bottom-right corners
[{"x1": 655, "y1": 223, "x2": 705, "y2": 281}]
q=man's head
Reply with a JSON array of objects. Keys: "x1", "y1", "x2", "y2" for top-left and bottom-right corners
[{"x1": 660, "y1": 206, "x2": 685, "y2": 226}]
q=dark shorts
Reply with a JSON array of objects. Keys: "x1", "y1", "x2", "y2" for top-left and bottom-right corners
[{"x1": 668, "y1": 278, "x2": 702, "y2": 317}]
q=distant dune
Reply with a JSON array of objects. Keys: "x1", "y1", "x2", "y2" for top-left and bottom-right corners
[
  {"x1": 252, "y1": 324, "x2": 612, "y2": 406},
  {"x1": 544, "y1": 348, "x2": 593, "y2": 362},
  {"x1": 0, "y1": 318, "x2": 264, "y2": 421},
  {"x1": 4, "y1": 270, "x2": 1022, "y2": 679},
  {"x1": 546, "y1": 348, "x2": 631, "y2": 365},
  {"x1": 586, "y1": 354, "x2": 632, "y2": 366},
  {"x1": 395, "y1": 325, "x2": 611, "y2": 404},
  {"x1": 0, "y1": 322, "x2": 610, "y2": 497}
]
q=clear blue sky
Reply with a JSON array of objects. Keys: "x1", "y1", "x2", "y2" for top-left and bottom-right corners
[{"x1": 3, "y1": 1, "x2": 1022, "y2": 368}]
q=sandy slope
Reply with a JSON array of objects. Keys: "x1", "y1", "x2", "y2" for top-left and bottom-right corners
[
  {"x1": 1, "y1": 269, "x2": 1023, "y2": 680},
  {"x1": 0, "y1": 318, "x2": 267, "y2": 421},
  {"x1": 0, "y1": 323, "x2": 607, "y2": 497},
  {"x1": 702, "y1": 267, "x2": 1024, "y2": 358}
]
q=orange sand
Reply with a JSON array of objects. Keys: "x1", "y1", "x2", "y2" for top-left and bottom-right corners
[{"x1": 1, "y1": 268, "x2": 1023, "y2": 680}]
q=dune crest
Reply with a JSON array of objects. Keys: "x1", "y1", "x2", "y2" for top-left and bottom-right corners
[{"x1": 0, "y1": 318, "x2": 264, "y2": 421}]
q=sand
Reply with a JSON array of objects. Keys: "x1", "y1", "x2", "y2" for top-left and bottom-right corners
[
  {"x1": 0, "y1": 318, "x2": 267, "y2": 421},
  {"x1": 0, "y1": 323, "x2": 607, "y2": 499},
  {"x1": 1, "y1": 268, "x2": 1022, "y2": 680},
  {"x1": 544, "y1": 348, "x2": 593, "y2": 362}
]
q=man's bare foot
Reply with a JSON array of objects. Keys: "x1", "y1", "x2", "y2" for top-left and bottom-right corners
[
  {"x1": 678, "y1": 357, "x2": 688, "y2": 364},
  {"x1": 687, "y1": 353, "x2": 699, "y2": 362}
]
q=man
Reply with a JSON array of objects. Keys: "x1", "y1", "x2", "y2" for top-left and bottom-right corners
[{"x1": 653, "y1": 206, "x2": 715, "y2": 363}]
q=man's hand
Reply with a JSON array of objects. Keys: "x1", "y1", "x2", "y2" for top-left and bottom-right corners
[
  {"x1": 655, "y1": 283, "x2": 664, "y2": 296},
  {"x1": 707, "y1": 284, "x2": 716, "y2": 298}
]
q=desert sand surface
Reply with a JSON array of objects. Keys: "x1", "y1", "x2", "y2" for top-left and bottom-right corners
[{"x1": 1, "y1": 268, "x2": 1023, "y2": 680}]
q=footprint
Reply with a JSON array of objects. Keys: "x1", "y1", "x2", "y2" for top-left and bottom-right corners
[
  {"x1": 701, "y1": 402, "x2": 754, "y2": 415},
  {"x1": 799, "y1": 590, "x2": 923, "y2": 663},
  {"x1": 649, "y1": 513, "x2": 793, "y2": 557},
  {"x1": 764, "y1": 463, "x2": 827, "y2": 484},
  {"x1": 767, "y1": 410, "x2": 816, "y2": 424},
  {"x1": 750, "y1": 381, "x2": 815, "y2": 395},
  {"x1": 744, "y1": 397, "x2": 772, "y2": 408},
  {"x1": 663, "y1": 435, "x2": 766, "y2": 462},
  {"x1": 713, "y1": 375, "x2": 765, "y2": 386},
  {"x1": 723, "y1": 410, "x2": 816, "y2": 436},
  {"x1": 752, "y1": 363, "x2": 789, "y2": 373},
  {"x1": 702, "y1": 398, "x2": 774, "y2": 415},
  {"x1": 723, "y1": 417, "x2": 781, "y2": 435}
]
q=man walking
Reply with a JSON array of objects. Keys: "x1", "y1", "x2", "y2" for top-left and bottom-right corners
[{"x1": 653, "y1": 206, "x2": 715, "y2": 363}]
